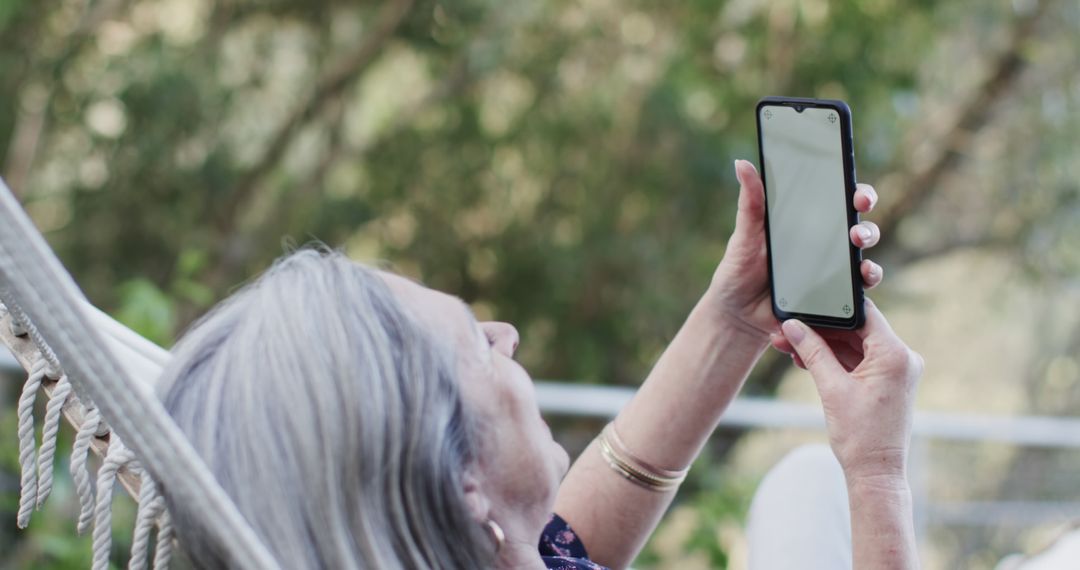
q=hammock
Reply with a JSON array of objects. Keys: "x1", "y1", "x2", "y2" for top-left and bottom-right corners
[{"x1": 0, "y1": 177, "x2": 280, "y2": 569}]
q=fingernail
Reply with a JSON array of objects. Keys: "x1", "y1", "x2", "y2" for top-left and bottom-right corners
[
  {"x1": 734, "y1": 160, "x2": 744, "y2": 183},
  {"x1": 870, "y1": 262, "x2": 882, "y2": 278},
  {"x1": 782, "y1": 320, "x2": 805, "y2": 345},
  {"x1": 856, "y1": 226, "x2": 871, "y2": 241}
]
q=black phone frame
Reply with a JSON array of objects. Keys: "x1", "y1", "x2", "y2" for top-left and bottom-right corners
[{"x1": 755, "y1": 96, "x2": 865, "y2": 330}]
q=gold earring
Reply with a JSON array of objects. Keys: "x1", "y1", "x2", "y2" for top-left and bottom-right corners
[{"x1": 484, "y1": 519, "x2": 505, "y2": 553}]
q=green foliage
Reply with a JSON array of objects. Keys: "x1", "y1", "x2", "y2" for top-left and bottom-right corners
[
  {"x1": 0, "y1": 0, "x2": 26, "y2": 32},
  {"x1": 635, "y1": 448, "x2": 758, "y2": 569},
  {"x1": 115, "y1": 278, "x2": 176, "y2": 347}
]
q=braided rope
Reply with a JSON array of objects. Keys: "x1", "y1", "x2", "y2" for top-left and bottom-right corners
[
  {"x1": 1, "y1": 177, "x2": 280, "y2": 568},
  {"x1": 129, "y1": 470, "x2": 165, "y2": 570},
  {"x1": 37, "y1": 373, "x2": 73, "y2": 508},
  {"x1": 5, "y1": 297, "x2": 62, "y2": 374},
  {"x1": 16, "y1": 358, "x2": 47, "y2": 529},
  {"x1": 10, "y1": 312, "x2": 26, "y2": 336},
  {"x1": 72, "y1": 404, "x2": 103, "y2": 534},
  {"x1": 152, "y1": 507, "x2": 175, "y2": 570},
  {"x1": 92, "y1": 440, "x2": 137, "y2": 570}
]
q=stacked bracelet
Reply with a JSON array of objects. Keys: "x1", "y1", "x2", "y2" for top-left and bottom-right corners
[{"x1": 596, "y1": 422, "x2": 688, "y2": 492}]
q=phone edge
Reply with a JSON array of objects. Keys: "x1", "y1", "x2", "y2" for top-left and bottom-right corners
[{"x1": 755, "y1": 96, "x2": 865, "y2": 331}]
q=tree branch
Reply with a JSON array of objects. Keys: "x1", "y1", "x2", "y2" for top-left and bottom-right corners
[
  {"x1": 198, "y1": 0, "x2": 415, "y2": 295},
  {"x1": 890, "y1": 234, "x2": 1018, "y2": 266},
  {"x1": 873, "y1": 1, "x2": 1050, "y2": 243},
  {"x1": 214, "y1": 0, "x2": 416, "y2": 236},
  {"x1": 1, "y1": 0, "x2": 127, "y2": 196},
  {"x1": 744, "y1": 3, "x2": 1052, "y2": 399}
]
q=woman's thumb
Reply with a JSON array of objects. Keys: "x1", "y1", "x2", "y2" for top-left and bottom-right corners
[{"x1": 781, "y1": 320, "x2": 845, "y2": 384}]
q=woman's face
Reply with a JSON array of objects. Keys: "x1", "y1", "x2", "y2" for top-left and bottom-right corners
[{"x1": 380, "y1": 272, "x2": 570, "y2": 533}]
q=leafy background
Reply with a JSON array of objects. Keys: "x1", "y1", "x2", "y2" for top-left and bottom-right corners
[{"x1": 1, "y1": 0, "x2": 1078, "y2": 567}]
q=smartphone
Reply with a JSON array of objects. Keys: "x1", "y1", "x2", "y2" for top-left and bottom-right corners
[{"x1": 755, "y1": 96, "x2": 864, "y2": 329}]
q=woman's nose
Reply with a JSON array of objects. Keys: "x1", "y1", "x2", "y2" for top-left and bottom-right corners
[{"x1": 484, "y1": 322, "x2": 520, "y2": 357}]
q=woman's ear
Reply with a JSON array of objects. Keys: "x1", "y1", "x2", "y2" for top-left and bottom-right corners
[{"x1": 462, "y1": 468, "x2": 491, "y2": 522}]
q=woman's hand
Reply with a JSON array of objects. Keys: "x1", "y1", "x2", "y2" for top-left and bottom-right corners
[
  {"x1": 776, "y1": 301, "x2": 923, "y2": 569},
  {"x1": 709, "y1": 160, "x2": 883, "y2": 339},
  {"x1": 776, "y1": 300, "x2": 923, "y2": 484}
]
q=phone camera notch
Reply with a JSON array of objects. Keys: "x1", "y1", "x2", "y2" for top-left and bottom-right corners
[{"x1": 793, "y1": 105, "x2": 805, "y2": 113}]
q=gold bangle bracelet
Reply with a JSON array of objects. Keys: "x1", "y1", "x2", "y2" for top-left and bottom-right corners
[
  {"x1": 596, "y1": 423, "x2": 687, "y2": 492},
  {"x1": 604, "y1": 422, "x2": 689, "y2": 480},
  {"x1": 598, "y1": 437, "x2": 682, "y2": 491}
]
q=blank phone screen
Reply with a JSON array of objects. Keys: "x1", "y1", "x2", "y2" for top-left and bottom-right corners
[{"x1": 759, "y1": 105, "x2": 854, "y2": 319}]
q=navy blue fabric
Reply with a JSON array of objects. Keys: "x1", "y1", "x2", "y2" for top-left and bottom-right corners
[{"x1": 539, "y1": 514, "x2": 609, "y2": 570}]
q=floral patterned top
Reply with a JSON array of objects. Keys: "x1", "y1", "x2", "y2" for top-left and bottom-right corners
[{"x1": 539, "y1": 514, "x2": 610, "y2": 570}]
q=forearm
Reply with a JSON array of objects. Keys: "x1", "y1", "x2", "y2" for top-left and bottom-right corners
[
  {"x1": 554, "y1": 287, "x2": 768, "y2": 568},
  {"x1": 847, "y1": 478, "x2": 919, "y2": 569},
  {"x1": 553, "y1": 440, "x2": 675, "y2": 569},
  {"x1": 614, "y1": 286, "x2": 768, "y2": 471}
]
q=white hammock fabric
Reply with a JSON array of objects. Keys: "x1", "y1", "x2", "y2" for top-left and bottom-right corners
[{"x1": 0, "y1": 177, "x2": 280, "y2": 569}]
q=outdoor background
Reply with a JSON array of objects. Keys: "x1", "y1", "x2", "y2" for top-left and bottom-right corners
[{"x1": 1, "y1": 0, "x2": 1078, "y2": 568}]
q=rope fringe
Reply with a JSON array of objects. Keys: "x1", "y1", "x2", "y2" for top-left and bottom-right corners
[
  {"x1": 72, "y1": 404, "x2": 103, "y2": 534},
  {"x1": 4, "y1": 301, "x2": 180, "y2": 568},
  {"x1": 129, "y1": 472, "x2": 172, "y2": 570},
  {"x1": 16, "y1": 358, "x2": 47, "y2": 529},
  {"x1": 92, "y1": 440, "x2": 137, "y2": 570},
  {"x1": 153, "y1": 507, "x2": 175, "y2": 570},
  {"x1": 37, "y1": 374, "x2": 72, "y2": 508}
]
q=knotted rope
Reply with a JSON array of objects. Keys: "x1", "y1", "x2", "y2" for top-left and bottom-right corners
[
  {"x1": 129, "y1": 471, "x2": 174, "y2": 570},
  {"x1": 37, "y1": 373, "x2": 73, "y2": 508},
  {"x1": 5, "y1": 292, "x2": 62, "y2": 375},
  {"x1": 6, "y1": 295, "x2": 181, "y2": 568},
  {"x1": 92, "y1": 439, "x2": 137, "y2": 570},
  {"x1": 1, "y1": 175, "x2": 280, "y2": 569},
  {"x1": 72, "y1": 403, "x2": 104, "y2": 534},
  {"x1": 153, "y1": 507, "x2": 175, "y2": 570},
  {"x1": 16, "y1": 358, "x2": 48, "y2": 529},
  {"x1": 7, "y1": 294, "x2": 185, "y2": 570}
]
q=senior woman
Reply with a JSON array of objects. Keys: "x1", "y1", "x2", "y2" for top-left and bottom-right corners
[{"x1": 156, "y1": 160, "x2": 922, "y2": 569}]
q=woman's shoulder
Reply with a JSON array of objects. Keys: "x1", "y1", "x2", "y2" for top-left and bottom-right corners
[{"x1": 539, "y1": 513, "x2": 609, "y2": 570}]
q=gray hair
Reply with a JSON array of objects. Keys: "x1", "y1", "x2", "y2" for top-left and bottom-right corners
[{"x1": 156, "y1": 249, "x2": 492, "y2": 569}]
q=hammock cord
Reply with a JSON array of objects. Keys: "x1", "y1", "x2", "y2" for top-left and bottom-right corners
[
  {"x1": 71, "y1": 403, "x2": 103, "y2": 534},
  {"x1": 37, "y1": 373, "x2": 73, "y2": 508},
  {"x1": 8, "y1": 316, "x2": 173, "y2": 568},
  {"x1": 130, "y1": 471, "x2": 172, "y2": 570},
  {"x1": 153, "y1": 507, "x2": 175, "y2": 570},
  {"x1": 16, "y1": 358, "x2": 47, "y2": 529},
  {"x1": 0, "y1": 176, "x2": 280, "y2": 569},
  {"x1": 6, "y1": 290, "x2": 63, "y2": 375},
  {"x1": 92, "y1": 439, "x2": 137, "y2": 570}
]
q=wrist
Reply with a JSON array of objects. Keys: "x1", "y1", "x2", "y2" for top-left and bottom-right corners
[
  {"x1": 846, "y1": 475, "x2": 914, "y2": 530},
  {"x1": 839, "y1": 445, "x2": 910, "y2": 488},
  {"x1": 846, "y1": 475, "x2": 918, "y2": 570},
  {"x1": 698, "y1": 284, "x2": 771, "y2": 347},
  {"x1": 845, "y1": 472, "x2": 911, "y2": 497}
]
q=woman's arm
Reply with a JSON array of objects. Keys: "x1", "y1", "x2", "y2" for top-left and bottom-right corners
[
  {"x1": 554, "y1": 160, "x2": 884, "y2": 569},
  {"x1": 776, "y1": 306, "x2": 922, "y2": 569},
  {"x1": 847, "y1": 478, "x2": 918, "y2": 568},
  {"x1": 553, "y1": 290, "x2": 768, "y2": 569}
]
